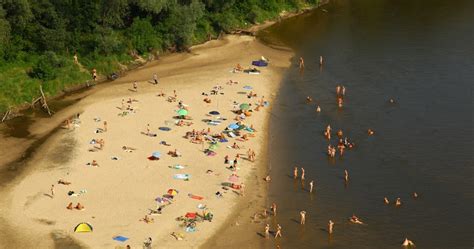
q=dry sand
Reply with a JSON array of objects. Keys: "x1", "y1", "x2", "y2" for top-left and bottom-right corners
[{"x1": 0, "y1": 35, "x2": 293, "y2": 248}]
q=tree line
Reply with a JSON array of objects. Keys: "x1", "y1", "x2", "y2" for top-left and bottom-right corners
[{"x1": 0, "y1": 0, "x2": 319, "y2": 112}]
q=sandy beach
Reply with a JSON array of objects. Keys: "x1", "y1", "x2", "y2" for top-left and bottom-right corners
[{"x1": 0, "y1": 35, "x2": 293, "y2": 248}]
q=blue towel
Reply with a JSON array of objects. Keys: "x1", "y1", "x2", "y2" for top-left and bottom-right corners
[{"x1": 113, "y1": 236, "x2": 129, "y2": 242}]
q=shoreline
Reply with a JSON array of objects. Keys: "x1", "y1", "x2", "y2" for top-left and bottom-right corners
[{"x1": 0, "y1": 35, "x2": 294, "y2": 248}]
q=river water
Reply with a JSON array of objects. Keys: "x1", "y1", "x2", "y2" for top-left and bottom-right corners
[{"x1": 260, "y1": 0, "x2": 473, "y2": 248}]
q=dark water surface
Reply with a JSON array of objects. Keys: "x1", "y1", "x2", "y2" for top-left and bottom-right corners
[{"x1": 261, "y1": 1, "x2": 473, "y2": 248}]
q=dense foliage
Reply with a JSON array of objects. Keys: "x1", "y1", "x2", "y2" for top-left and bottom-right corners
[{"x1": 0, "y1": 0, "x2": 319, "y2": 112}]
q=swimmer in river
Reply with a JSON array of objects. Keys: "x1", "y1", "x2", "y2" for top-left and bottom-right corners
[
  {"x1": 328, "y1": 220, "x2": 334, "y2": 234},
  {"x1": 413, "y1": 192, "x2": 418, "y2": 198},
  {"x1": 316, "y1": 105, "x2": 321, "y2": 112},
  {"x1": 299, "y1": 57, "x2": 305, "y2": 69},
  {"x1": 300, "y1": 211, "x2": 306, "y2": 225},
  {"x1": 402, "y1": 238, "x2": 415, "y2": 247},
  {"x1": 319, "y1": 55, "x2": 324, "y2": 66},
  {"x1": 294, "y1": 167, "x2": 298, "y2": 179},
  {"x1": 349, "y1": 214, "x2": 364, "y2": 224},
  {"x1": 368, "y1": 129, "x2": 375, "y2": 136},
  {"x1": 344, "y1": 169, "x2": 349, "y2": 182},
  {"x1": 301, "y1": 167, "x2": 305, "y2": 181},
  {"x1": 306, "y1": 96, "x2": 313, "y2": 103},
  {"x1": 384, "y1": 197, "x2": 390, "y2": 205},
  {"x1": 309, "y1": 180, "x2": 314, "y2": 193},
  {"x1": 336, "y1": 85, "x2": 341, "y2": 95},
  {"x1": 395, "y1": 197, "x2": 402, "y2": 207}
]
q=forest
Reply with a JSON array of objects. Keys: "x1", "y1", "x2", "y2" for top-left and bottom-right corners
[{"x1": 0, "y1": 0, "x2": 319, "y2": 113}]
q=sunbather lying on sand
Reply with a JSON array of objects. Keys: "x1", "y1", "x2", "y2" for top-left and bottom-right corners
[
  {"x1": 168, "y1": 149, "x2": 182, "y2": 157},
  {"x1": 139, "y1": 215, "x2": 154, "y2": 224},
  {"x1": 58, "y1": 179, "x2": 71, "y2": 185}
]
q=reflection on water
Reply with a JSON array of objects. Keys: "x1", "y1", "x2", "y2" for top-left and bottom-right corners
[{"x1": 263, "y1": 0, "x2": 473, "y2": 249}]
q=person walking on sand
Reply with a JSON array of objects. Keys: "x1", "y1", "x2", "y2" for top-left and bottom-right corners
[
  {"x1": 328, "y1": 220, "x2": 334, "y2": 234},
  {"x1": 265, "y1": 224, "x2": 270, "y2": 238},
  {"x1": 299, "y1": 57, "x2": 305, "y2": 69},
  {"x1": 301, "y1": 168, "x2": 305, "y2": 181},
  {"x1": 275, "y1": 224, "x2": 282, "y2": 238},
  {"x1": 153, "y1": 73, "x2": 159, "y2": 85},
  {"x1": 133, "y1": 81, "x2": 138, "y2": 92},
  {"x1": 50, "y1": 184, "x2": 55, "y2": 198},
  {"x1": 309, "y1": 180, "x2": 314, "y2": 193},
  {"x1": 300, "y1": 211, "x2": 306, "y2": 225},
  {"x1": 103, "y1": 121, "x2": 107, "y2": 132},
  {"x1": 294, "y1": 167, "x2": 298, "y2": 179}
]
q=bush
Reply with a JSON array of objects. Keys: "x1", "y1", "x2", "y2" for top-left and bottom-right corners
[
  {"x1": 30, "y1": 51, "x2": 65, "y2": 80},
  {"x1": 128, "y1": 17, "x2": 160, "y2": 54}
]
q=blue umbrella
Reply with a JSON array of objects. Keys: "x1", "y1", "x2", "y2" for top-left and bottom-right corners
[
  {"x1": 243, "y1": 86, "x2": 253, "y2": 90},
  {"x1": 152, "y1": 152, "x2": 161, "y2": 158},
  {"x1": 228, "y1": 123, "x2": 239, "y2": 129},
  {"x1": 209, "y1": 111, "x2": 220, "y2": 115}
]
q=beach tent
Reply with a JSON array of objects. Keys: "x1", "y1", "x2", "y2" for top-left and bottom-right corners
[
  {"x1": 239, "y1": 103, "x2": 250, "y2": 110},
  {"x1": 177, "y1": 109, "x2": 188, "y2": 116},
  {"x1": 74, "y1": 222, "x2": 93, "y2": 233},
  {"x1": 252, "y1": 60, "x2": 268, "y2": 67},
  {"x1": 228, "y1": 123, "x2": 239, "y2": 130}
]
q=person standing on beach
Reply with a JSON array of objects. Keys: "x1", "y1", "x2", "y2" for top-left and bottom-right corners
[
  {"x1": 294, "y1": 167, "x2": 298, "y2": 179},
  {"x1": 328, "y1": 220, "x2": 334, "y2": 234},
  {"x1": 309, "y1": 180, "x2": 314, "y2": 193},
  {"x1": 265, "y1": 224, "x2": 270, "y2": 238},
  {"x1": 146, "y1": 124, "x2": 150, "y2": 136},
  {"x1": 300, "y1": 211, "x2": 306, "y2": 225},
  {"x1": 275, "y1": 224, "x2": 282, "y2": 238},
  {"x1": 103, "y1": 121, "x2": 107, "y2": 132},
  {"x1": 153, "y1": 73, "x2": 159, "y2": 84},
  {"x1": 50, "y1": 184, "x2": 55, "y2": 198},
  {"x1": 133, "y1": 81, "x2": 138, "y2": 92}
]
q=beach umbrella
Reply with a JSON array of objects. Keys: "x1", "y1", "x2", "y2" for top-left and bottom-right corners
[
  {"x1": 243, "y1": 86, "x2": 253, "y2": 90},
  {"x1": 177, "y1": 109, "x2": 188, "y2": 116},
  {"x1": 159, "y1": 127, "x2": 171, "y2": 131},
  {"x1": 151, "y1": 151, "x2": 161, "y2": 158},
  {"x1": 228, "y1": 123, "x2": 239, "y2": 130},
  {"x1": 228, "y1": 174, "x2": 239, "y2": 183},
  {"x1": 209, "y1": 111, "x2": 220, "y2": 115},
  {"x1": 239, "y1": 103, "x2": 250, "y2": 110},
  {"x1": 167, "y1": 189, "x2": 179, "y2": 196},
  {"x1": 208, "y1": 144, "x2": 219, "y2": 151}
]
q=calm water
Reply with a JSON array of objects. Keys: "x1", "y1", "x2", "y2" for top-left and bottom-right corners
[{"x1": 261, "y1": 0, "x2": 473, "y2": 248}]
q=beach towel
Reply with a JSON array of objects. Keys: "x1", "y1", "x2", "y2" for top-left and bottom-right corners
[
  {"x1": 113, "y1": 236, "x2": 129, "y2": 242},
  {"x1": 252, "y1": 60, "x2": 268, "y2": 67},
  {"x1": 169, "y1": 165, "x2": 185, "y2": 169},
  {"x1": 174, "y1": 174, "x2": 190, "y2": 180},
  {"x1": 159, "y1": 127, "x2": 171, "y2": 131},
  {"x1": 188, "y1": 194, "x2": 204, "y2": 200}
]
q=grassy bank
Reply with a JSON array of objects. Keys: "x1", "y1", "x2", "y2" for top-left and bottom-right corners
[{"x1": 0, "y1": 0, "x2": 320, "y2": 114}]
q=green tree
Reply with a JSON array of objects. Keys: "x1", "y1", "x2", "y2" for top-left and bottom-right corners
[{"x1": 128, "y1": 17, "x2": 159, "y2": 53}]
